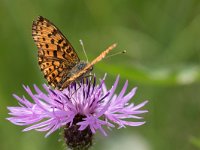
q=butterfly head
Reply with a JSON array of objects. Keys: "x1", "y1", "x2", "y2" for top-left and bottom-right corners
[{"x1": 75, "y1": 61, "x2": 93, "y2": 75}]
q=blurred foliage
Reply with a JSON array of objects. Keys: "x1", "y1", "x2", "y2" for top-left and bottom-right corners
[
  {"x1": 0, "y1": 0, "x2": 200, "y2": 150},
  {"x1": 190, "y1": 136, "x2": 200, "y2": 149}
]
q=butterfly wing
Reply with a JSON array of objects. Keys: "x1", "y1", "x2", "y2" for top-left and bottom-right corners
[
  {"x1": 32, "y1": 16, "x2": 80, "y2": 88},
  {"x1": 61, "y1": 43, "x2": 117, "y2": 89}
]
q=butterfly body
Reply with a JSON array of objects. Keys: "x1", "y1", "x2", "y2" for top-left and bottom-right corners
[
  {"x1": 57, "y1": 61, "x2": 92, "y2": 89},
  {"x1": 32, "y1": 16, "x2": 116, "y2": 90}
]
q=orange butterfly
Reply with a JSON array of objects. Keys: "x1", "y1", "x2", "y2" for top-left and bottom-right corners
[{"x1": 32, "y1": 16, "x2": 116, "y2": 90}]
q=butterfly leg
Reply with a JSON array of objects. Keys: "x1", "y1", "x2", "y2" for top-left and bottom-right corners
[
  {"x1": 70, "y1": 82, "x2": 82, "y2": 97},
  {"x1": 70, "y1": 75, "x2": 94, "y2": 96}
]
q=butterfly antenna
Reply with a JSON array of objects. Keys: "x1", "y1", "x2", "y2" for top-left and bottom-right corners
[
  {"x1": 79, "y1": 39, "x2": 89, "y2": 63},
  {"x1": 105, "y1": 50, "x2": 126, "y2": 59}
]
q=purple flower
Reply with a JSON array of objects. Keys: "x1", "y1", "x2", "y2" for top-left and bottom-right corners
[{"x1": 7, "y1": 75, "x2": 148, "y2": 138}]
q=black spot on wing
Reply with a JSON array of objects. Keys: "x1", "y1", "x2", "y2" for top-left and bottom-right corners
[{"x1": 53, "y1": 50, "x2": 57, "y2": 57}]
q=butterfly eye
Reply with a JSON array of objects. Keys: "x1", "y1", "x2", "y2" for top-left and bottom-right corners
[{"x1": 77, "y1": 61, "x2": 88, "y2": 70}]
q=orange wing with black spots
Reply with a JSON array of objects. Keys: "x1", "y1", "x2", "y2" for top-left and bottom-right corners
[{"x1": 32, "y1": 16, "x2": 80, "y2": 88}]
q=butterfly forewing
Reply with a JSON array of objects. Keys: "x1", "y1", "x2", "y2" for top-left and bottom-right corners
[{"x1": 32, "y1": 16, "x2": 80, "y2": 88}]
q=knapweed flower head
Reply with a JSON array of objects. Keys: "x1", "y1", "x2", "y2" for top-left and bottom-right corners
[{"x1": 7, "y1": 74, "x2": 148, "y2": 150}]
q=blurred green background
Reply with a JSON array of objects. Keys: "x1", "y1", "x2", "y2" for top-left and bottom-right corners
[{"x1": 1, "y1": 0, "x2": 200, "y2": 150}]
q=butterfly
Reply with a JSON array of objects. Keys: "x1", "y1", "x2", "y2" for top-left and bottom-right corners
[{"x1": 32, "y1": 16, "x2": 116, "y2": 90}]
